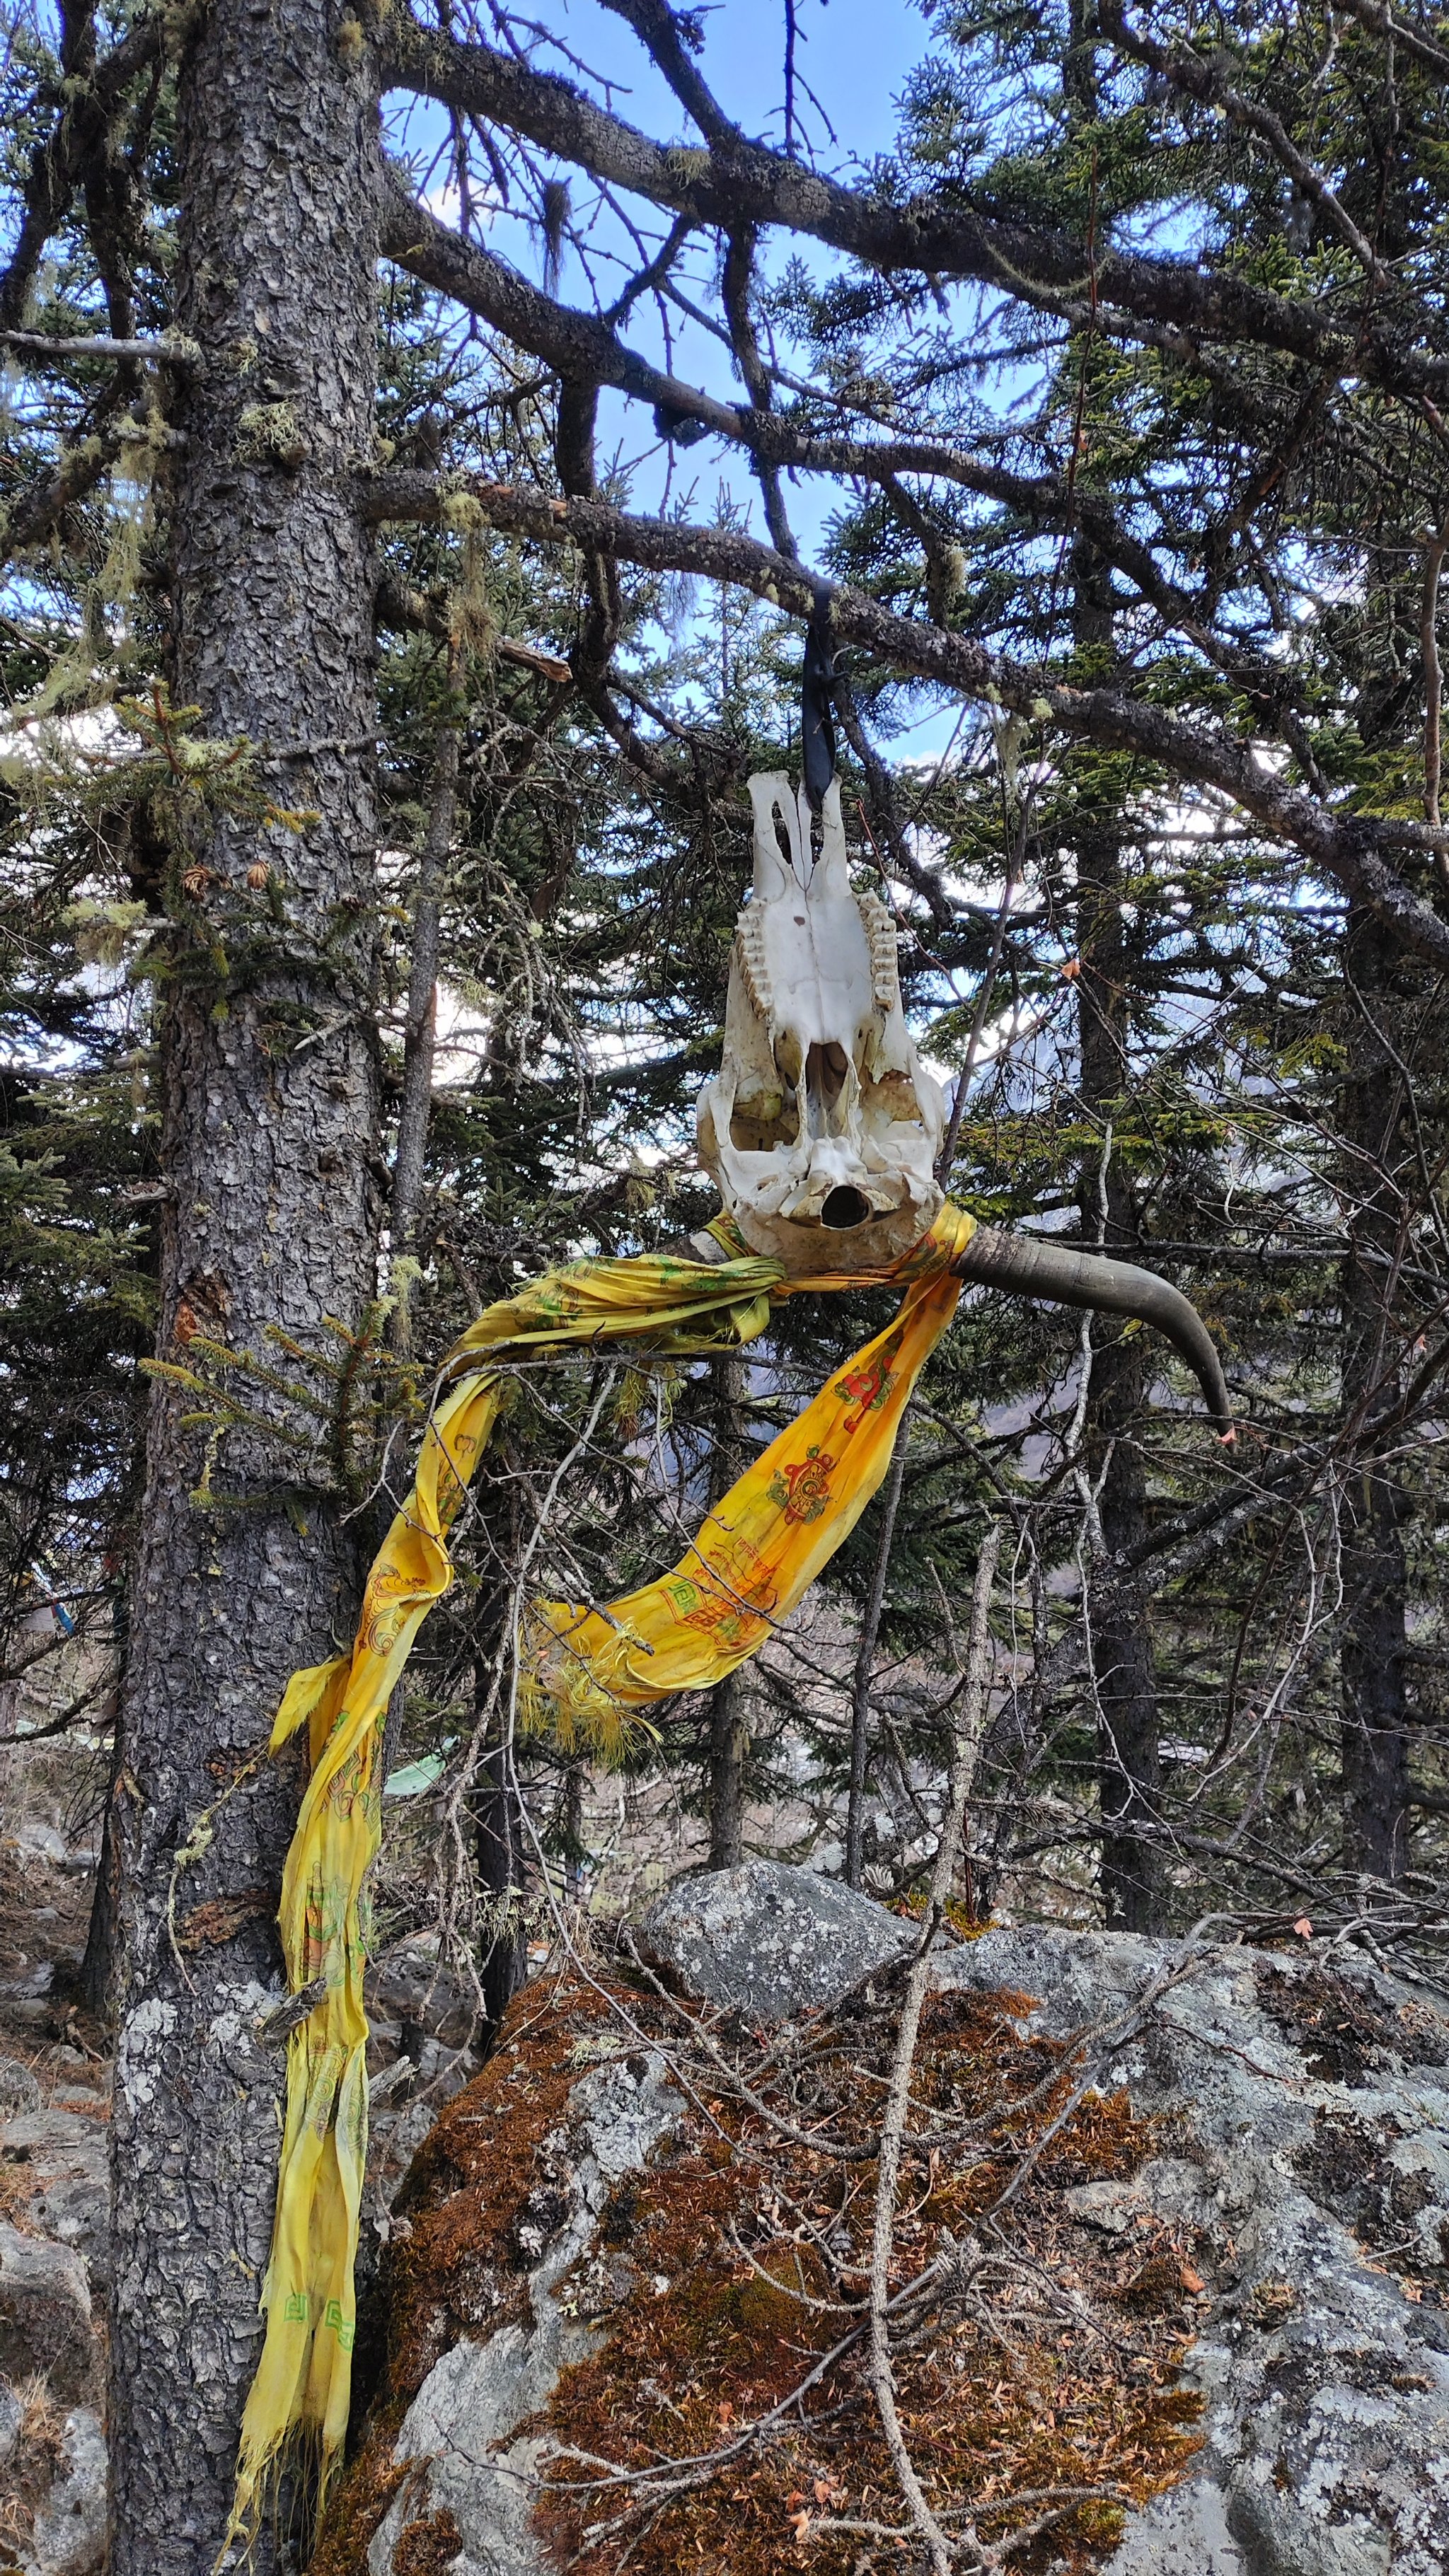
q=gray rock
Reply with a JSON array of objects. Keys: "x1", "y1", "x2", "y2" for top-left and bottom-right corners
[
  {"x1": 369, "y1": 2335, "x2": 555, "y2": 2576},
  {"x1": 400, "y1": 2032, "x2": 478, "y2": 2093},
  {"x1": 1, "y1": 2111, "x2": 110, "y2": 2287},
  {"x1": 0, "y1": 1961, "x2": 54, "y2": 2002},
  {"x1": 0, "y1": 2002, "x2": 59, "y2": 2033},
  {"x1": 0, "y1": 2224, "x2": 96, "y2": 2404},
  {"x1": 0, "y1": 2056, "x2": 42, "y2": 2115},
  {"x1": 368, "y1": 2046, "x2": 681, "y2": 2576},
  {"x1": 0, "y1": 2372, "x2": 21, "y2": 2468},
  {"x1": 376, "y1": 2091, "x2": 437, "y2": 2178},
  {"x1": 23, "y1": 2405, "x2": 107, "y2": 2576},
  {"x1": 13, "y1": 1824, "x2": 68, "y2": 1867},
  {"x1": 370, "y1": 1939, "x2": 479, "y2": 2048},
  {"x1": 939, "y1": 1925, "x2": 1449, "y2": 2576},
  {"x1": 637, "y1": 1857, "x2": 914, "y2": 2022},
  {"x1": 1100, "y1": 2479, "x2": 1245, "y2": 2576}
]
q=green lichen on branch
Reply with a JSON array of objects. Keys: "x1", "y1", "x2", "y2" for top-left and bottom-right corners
[
  {"x1": 439, "y1": 486, "x2": 499, "y2": 661},
  {"x1": 3, "y1": 392, "x2": 173, "y2": 717},
  {"x1": 142, "y1": 1304, "x2": 429, "y2": 1514},
  {"x1": 3, "y1": 687, "x2": 362, "y2": 1040}
]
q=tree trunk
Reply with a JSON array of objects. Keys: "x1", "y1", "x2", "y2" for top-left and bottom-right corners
[
  {"x1": 1339, "y1": 905, "x2": 1412, "y2": 1880},
  {"x1": 107, "y1": 7, "x2": 381, "y2": 2568},
  {"x1": 707, "y1": 1669, "x2": 747, "y2": 1871},
  {"x1": 77, "y1": 1716, "x2": 122, "y2": 2023},
  {"x1": 702, "y1": 1351, "x2": 750, "y2": 1870},
  {"x1": 475, "y1": 1741, "x2": 527, "y2": 2030},
  {"x1": 1071, "y1": 538, "x2": 1165, "y2": 1936},
  {"x1": 388, "y1": 717, "x2": 458, "y2": 1350}
]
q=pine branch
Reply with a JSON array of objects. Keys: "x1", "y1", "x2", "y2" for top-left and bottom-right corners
[
  {"x1": 378, "y1": 6, "x2": 1448, "y2": 410},
  {"x1": 359, "y1": 467, "x2": 1449, "y2": 974},
  {"x1": 376, "y1": 168, "x2": 1349, "y2": 721}
]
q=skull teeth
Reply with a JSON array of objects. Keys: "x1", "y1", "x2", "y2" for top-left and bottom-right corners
[
  {"x1": 734, "y1": 909, "x2": 774, "y2": 1025},
  {"x1": 858, "y1": 893, "x2": 901, "y2": 1015}
]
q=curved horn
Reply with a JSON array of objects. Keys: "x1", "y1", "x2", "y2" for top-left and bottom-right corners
[{"x1": 954, "y1": 1224, "x2": 1232, "y2": 1435}]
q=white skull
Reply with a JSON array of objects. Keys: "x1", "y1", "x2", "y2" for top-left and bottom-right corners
[{"x1": 697, "y1": 772, "x2": 946, "y2": 1272}]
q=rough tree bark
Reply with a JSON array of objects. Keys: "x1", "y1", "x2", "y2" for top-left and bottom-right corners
[
  {"x1": 845, "y1": 1418, "x2": 911, "y2": 1890},
  {"x1": 107, "y1": 6, "x2": 381, "y2": 2568},
  {"x1": 388, "y1": 714, "x2": 458, "y2": 1348},
  {"x1": 707, "y1": 1671, "x2": 747, "y2": 1872},
  {"x1": 703, "y1": 1350, "x2": 749, "y2": 1870},
  {"x1": 474, "y1": 1737, "x2": 527, "y2": 2031},
  {"x1": 1071, "y1": 536, "x2": 1166, "y2": 1937},
  {"x1": 1339, "y1": 905, "x2": 1413, "y2": 1880}
]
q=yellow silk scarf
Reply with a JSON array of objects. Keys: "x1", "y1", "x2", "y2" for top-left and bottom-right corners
[{"x1": 224, "y1": 1200, "x2": 975, "y2": 2544}]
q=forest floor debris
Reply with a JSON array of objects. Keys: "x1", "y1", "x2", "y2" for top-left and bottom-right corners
[{"x1": 0, "y1": 1826, "x2": 110, "y2": 2576}]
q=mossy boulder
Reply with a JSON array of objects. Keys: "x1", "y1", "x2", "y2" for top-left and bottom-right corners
[
  {"x1": 637, "y1": 1855, "x2": 917, "y2": 2021},
  {"x1": 317, "y1": 1875, "x2": 1449, "y2": 2576}
]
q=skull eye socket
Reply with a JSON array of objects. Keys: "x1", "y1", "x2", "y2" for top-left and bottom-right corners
[
  {"x1": 867, "y1": 1069, "x2": 928, "y2": 1130},
  {"x1": 730, "y1": 1047, "x2": 799, "y2": 1151},
  {"x1": 729, "y1": 1082, "x2": 795, "y2": 1151}
]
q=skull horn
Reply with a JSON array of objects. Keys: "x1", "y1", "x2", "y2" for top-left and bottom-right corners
[{"x1": 953, "y1": 1224, "x2": 1232, "y2": 1435}]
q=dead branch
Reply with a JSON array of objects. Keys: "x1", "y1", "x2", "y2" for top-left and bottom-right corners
[{"x1": 867, "y1": 1523, "x2": 1001, "y2": 2570}]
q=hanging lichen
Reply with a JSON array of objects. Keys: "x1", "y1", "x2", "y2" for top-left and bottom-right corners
[
  {"x1": 440, "y1": 487, "x2": 500, "y2": 663},
  {"x1": 10, "y1": 390, "x2": 171, "y2": 722}
]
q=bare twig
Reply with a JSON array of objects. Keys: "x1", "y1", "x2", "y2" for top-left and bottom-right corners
[
  {"x1": 0, "y1": 326, "x2": 200, "y2": 366},
  {"x1": 867, "y1": 1524, "x2": 1000, "y2": 2570},
  {"x1": 1422, "y1": 511, "x2": 1449, "y2": 878},
  {"x1": 845, "y1": 1414, "x2": 914, "y2": 1890}
]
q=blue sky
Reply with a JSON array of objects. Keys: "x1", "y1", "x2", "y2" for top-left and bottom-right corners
[
  {"x1": 463, "y1": 0, "x2": 935, "y2": 186},
  {"x1": 386, "y1": 2, "x2": 934, "y2": 534},
  {"x1": 387, "y1": 0, "x2": 971, "y2": 756}
]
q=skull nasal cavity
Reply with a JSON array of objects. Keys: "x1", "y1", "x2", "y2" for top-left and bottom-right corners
[
  {"x1": 807, "y1": 1041, "x2": 849, "y2": 1108},
  {"x1": 821, "y1": 1185, "x2": 871, "y2": 1230}
]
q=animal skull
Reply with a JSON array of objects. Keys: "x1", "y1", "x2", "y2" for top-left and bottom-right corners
[{"x1": 698, "y1": 772, "x2": 946, "y2": 1272}]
